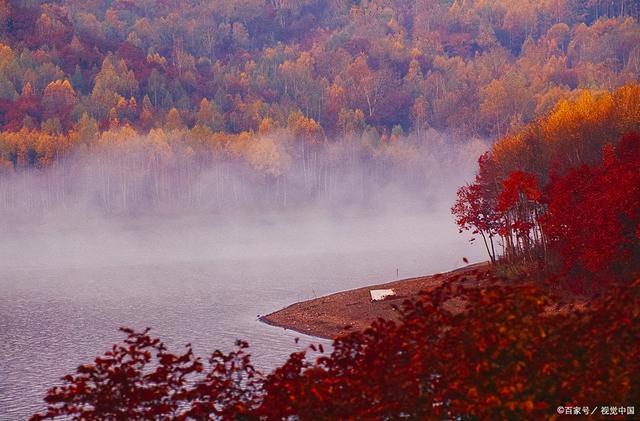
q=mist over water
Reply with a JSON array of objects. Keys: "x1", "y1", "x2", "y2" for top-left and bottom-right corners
[
  {"x1": 0, "y1": 132, "x2": 487, "y2": 419},
  {"x1": 0, "y1": 129, "x2": 488, "y2": 216}
]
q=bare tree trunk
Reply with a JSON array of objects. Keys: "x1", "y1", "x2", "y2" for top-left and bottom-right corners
[{"x1": 480, "y1": 231, "x2": 495, "y2": 264}]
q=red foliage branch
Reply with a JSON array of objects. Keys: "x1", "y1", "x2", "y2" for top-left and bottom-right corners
[{"x1": 32, "y1": 271, "x2": 640, "y2": 420}]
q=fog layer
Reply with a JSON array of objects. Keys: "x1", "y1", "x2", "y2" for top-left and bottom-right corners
[
  {"x1": 0, "y1": 129, "x2": 488, "y2": 270},
  {"x1": 0, "y1": 131, "x2": 488, "y2": 420}
]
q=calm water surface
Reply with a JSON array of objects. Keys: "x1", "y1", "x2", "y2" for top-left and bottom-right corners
[{"x1": 0, "y1": 209, "x2": 483, "y2": 419}]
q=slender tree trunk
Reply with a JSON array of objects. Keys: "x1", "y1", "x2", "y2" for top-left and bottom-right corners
[{"x1": 480, "y1": 231, "x2": 495, "y2": 264}]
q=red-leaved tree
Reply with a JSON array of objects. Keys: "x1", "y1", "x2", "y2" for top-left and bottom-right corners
[
  {"x1": 496, "y1": 170, "x2": 545, "y2": 261},
  {"x1": 454, "y1": 132, "x2": 640, "y2": 291},
  {"x1": 543, "y1": 132, "x2": 640, "y2": 291},
  {"x1": 452, "y1": 152, "x2": 502, "y2": 263}
]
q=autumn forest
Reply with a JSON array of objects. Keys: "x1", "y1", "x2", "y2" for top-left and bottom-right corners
[
  {"x1": 1, "y1": 0, "x2": 639, "y2": 419},
  {"x1": 1, "y1": 0, "x2": 640, "y2": 212}
]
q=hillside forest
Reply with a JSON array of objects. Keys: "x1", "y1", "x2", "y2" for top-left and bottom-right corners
[{"x1": 0, "y1": 0, "x2": 639, "y2": 212}]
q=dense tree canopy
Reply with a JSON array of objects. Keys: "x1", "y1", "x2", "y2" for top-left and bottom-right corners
[
  {"x1": 0, "y1": 0, "x2": 638, "y2": 214},
  {"x1": 453, "y1": 84, "x2": 640, "y2": 292},
  {"x1": 0, "y1": 0, "x2": 639, "y2": 151}
]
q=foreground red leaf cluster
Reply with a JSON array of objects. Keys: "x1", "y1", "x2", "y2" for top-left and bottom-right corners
[{"x1": 32, "y1": 271, "x2": 639, "y2": 420}]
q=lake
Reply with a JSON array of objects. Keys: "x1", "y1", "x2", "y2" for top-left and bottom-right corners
[{"x1": 0, "y1": 208, "x2": 483, "y2": 419}]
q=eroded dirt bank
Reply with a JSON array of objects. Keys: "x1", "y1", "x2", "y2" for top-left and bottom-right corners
[{"x1": 260, "y1": 262, "x2": 489, "y2": 339}]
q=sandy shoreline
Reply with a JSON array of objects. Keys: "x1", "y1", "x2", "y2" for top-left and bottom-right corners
[{"x1": 260, "y1": 262, "x2": 489, "y2": 339}]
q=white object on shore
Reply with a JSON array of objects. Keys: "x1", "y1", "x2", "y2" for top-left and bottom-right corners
[{"x1": 370, "y1": 289, "x2": 395, "y2": 301}]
